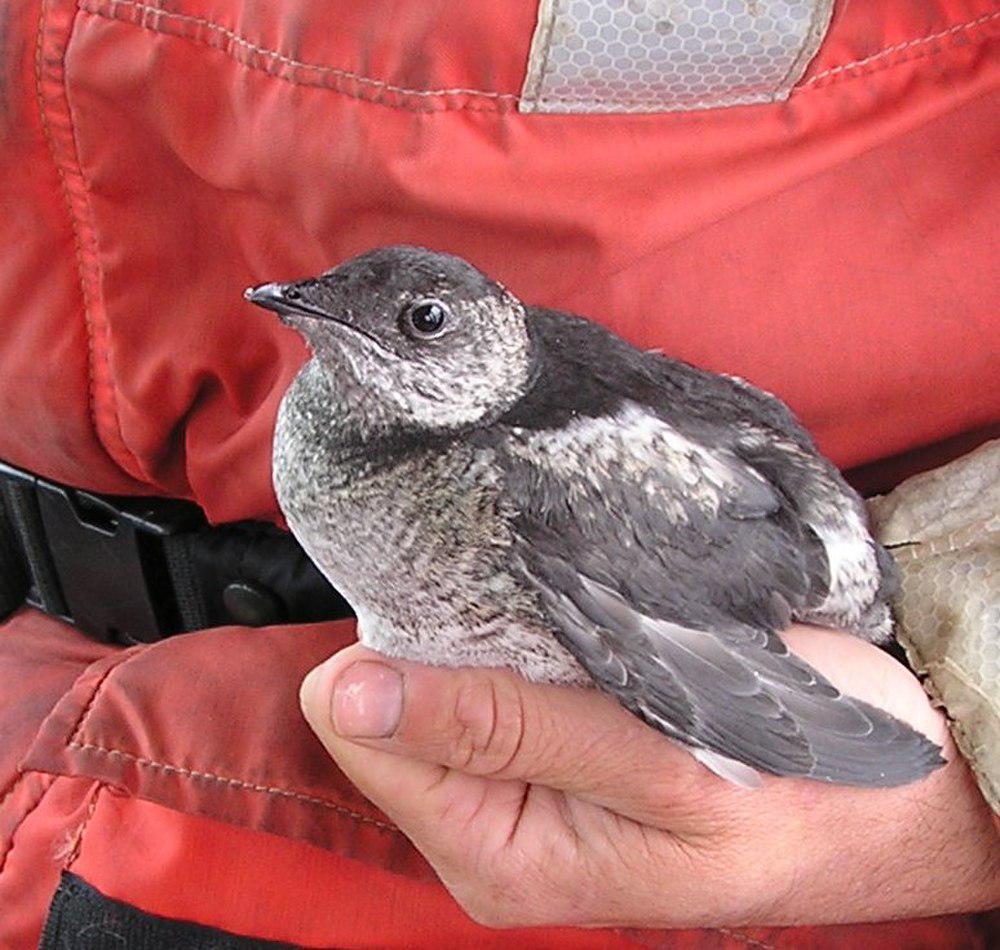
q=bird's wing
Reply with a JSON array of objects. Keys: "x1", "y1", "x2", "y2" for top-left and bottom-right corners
[{"x1": 501, "y1": 404, "x2": 943, "y2": 786}]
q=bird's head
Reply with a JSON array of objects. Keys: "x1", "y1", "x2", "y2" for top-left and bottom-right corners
[{"x1": 247, "y1": 246, "x2": 533, "y2": 434}]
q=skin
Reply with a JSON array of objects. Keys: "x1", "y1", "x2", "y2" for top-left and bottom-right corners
[{"x1": 300, "y1": 625, "x2": 1000, "y2": 930}]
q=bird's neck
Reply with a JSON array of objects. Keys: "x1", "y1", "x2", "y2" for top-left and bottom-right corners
[{"x1": 283, "y1": 358, "x2": 456, "y2": 480}]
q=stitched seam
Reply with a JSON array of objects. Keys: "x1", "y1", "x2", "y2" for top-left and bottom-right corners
[
  {"x1": 36, "y1": 0, "x2": 146, "y2": 476},
  {"x1": 802, "y1": 10, "x2": 1000, "y2": 86},
  {"x1": 34, "y1": 0, "x2": 103, "y2": 444},
  {"x1": 60, "y1": 652, "x2": 397, "y2": 833},
  {"x1": 81, "y1": 0, "x2": 519, "y2": 105},
  {"x1": 67, "y1": 741, "x2": 399, "y2": 832},
  {"x1": 59, "y1": 24, "x2": 139, "y2": 469},
  {"x1": 80, "y1": 1, "x2": 999, "y2": 112},
  {"x1": 0, "y1": 772, "x2": 57, "y2": 878},
  {"x1": 796, "y1": 41, "x2": 997, "y2": 97},
  {"x1": 67, "y1": 649, "x2": 145, "y2": 746}
]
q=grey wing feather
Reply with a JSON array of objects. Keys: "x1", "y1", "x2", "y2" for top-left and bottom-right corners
[{"x1": 502, "y1": 428, "x2": 944, "y2": 787}]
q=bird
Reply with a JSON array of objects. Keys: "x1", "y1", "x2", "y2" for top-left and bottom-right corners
[{"x1": 246, "y1": 245, "x2": 944, "y2": 788}]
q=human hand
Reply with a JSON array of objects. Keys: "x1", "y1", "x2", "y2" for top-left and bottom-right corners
[{"x1": 300, "y1": 625, "x2": 1000, "y2": 929}]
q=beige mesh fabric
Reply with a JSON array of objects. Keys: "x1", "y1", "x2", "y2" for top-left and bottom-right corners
[
  {"x1": 520, "y1": 0, "x2": 834, "y2": 114},
  {"x1": 869, "y1": 440, "x2": 1000, "y2": 812}
]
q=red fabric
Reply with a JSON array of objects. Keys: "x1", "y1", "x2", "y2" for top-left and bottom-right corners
[
  {"x1": 0, "y1": 610, "x2": 115, "y2": 789},
  {"x1": 1, "y1": 0, "x2": 999, "y2": 945},
  {"x1": 1, "y1": 0, "x2": 997, "y2": 518},
  {"x1": 71, "y1": 794, "x2": 639, "y2": 949},
  {"x1": 3, "y1": 613, "x2": 996, "y2": 948},
  {"x1": 22, "y1": 616, "x2": 417, "y2": 875},
  {"x1": 66, "y1": 793, "x2": 997, "y2": 950},
  {"x1": 0, "y1": 773, "x2": 101, "y2": 949}
]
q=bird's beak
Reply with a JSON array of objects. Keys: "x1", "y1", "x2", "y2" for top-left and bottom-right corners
[
  {"x1": 243, "y1": 282, "x2": 384, "y2": 351},
  {"x1": 245, "y1": 282, "x2": 297, "y2": 319},
  {"x1": 244, "y1": 282, "x2": 332, "y2": 325}
]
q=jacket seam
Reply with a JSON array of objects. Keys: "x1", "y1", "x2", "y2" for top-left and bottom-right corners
[
  {"x1": 59, "y1": 648, "x2": 399, "y2": 835},
  {"x1": 66, "y1": 740, "x2": 400, "y2": 833},
  {"x1": 78, "y1": 0, "x2": 999, "y2": 112},
  {"x1": 34, "y1": 0, "x2": 102, "y2": 448},
  {"x1": 67, "y1": 648, "x2": 145, "y2": 746},
  {"x1": 800, "y1": 10, "x2": 1000, "y2": 87},
  {"x1": 78, "y1": 0, "x2": 520, "y2": 113},
  {"x1": 34, "y1": 0, "x2": 147, "y2": 479}
]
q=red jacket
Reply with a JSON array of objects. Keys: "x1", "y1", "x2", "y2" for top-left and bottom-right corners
[{"x1": 1, "y1": 0, "x2": 998, "y2": 945}]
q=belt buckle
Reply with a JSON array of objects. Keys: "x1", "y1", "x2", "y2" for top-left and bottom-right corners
[{"x1": 0, "y1": 461, "x2": 204, "y2": 644}]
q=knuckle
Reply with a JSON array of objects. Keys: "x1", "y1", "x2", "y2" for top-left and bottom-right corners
[{"x1": 451, "y1": 674, "x2": 527, "y2": 777}]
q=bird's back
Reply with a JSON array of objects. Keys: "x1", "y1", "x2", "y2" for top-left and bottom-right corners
[
  {"x1": 489, "y1": 308, "x2": 938, "y2": 786},
  {"x1": 499, "y1": 306, "x2": 892, "y2": 642}
]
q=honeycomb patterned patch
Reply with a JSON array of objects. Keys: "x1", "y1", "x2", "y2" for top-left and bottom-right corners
[
  {"x1": 521, "y1": 0, "x2": 834, "y2": 114},
  {"x1": 869, "y1": 440, "x2": 1000, "y2": 813}
]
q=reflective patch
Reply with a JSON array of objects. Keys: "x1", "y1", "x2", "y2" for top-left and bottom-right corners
[{"x1": 521, "y1": 0, "x2": 834, "y2": 114}]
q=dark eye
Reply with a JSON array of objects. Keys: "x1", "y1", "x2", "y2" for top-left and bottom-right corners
[
  {"x1": 284, "y1": 287, "x2": 302, "y2": 301},
  {"x1": 403, "y1": 299, "x2": 450, "y2": 339}
]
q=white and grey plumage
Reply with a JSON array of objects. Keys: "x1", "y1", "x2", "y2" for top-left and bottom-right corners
[{"x1": 248, "y1": 245, "x2": 943, "y2": 788}]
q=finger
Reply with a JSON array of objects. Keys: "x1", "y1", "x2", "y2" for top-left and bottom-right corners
[
  {"x1": 299, "y1": 652, "x2": 559, "y2": 876},
  {"x1": 299, "y1": 643, "x2": 719, "y2": 823},
  {"x1": 302, "y1": 629, "x2": 949, "y2": 828}
]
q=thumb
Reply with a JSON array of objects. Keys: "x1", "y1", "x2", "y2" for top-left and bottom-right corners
[{"x1": 299, "y1": 643, "x2": 710, "y2": 823}]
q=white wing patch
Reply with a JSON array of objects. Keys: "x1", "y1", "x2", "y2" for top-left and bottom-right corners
[
  {"x1": 806, "y1": 512, "x2": 881, "y2": 635},
  {"x1": 509, "y1": 401, "x2": 769, "y2": 519},
  {"x1": 512, "y1": 403, "x2": 887, "y2": 643}
]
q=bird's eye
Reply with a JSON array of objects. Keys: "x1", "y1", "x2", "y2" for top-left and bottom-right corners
[
  {"x1": 284, "y1": 287, "x2": 302, "y2": 301},
  {"x1": 402, "y1": 299, "x2": 450, "y2": 339}
]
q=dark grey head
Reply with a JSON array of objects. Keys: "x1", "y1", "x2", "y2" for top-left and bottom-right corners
[{"x1": 247, "y1": 246, "x2": 533, "y2": 432}]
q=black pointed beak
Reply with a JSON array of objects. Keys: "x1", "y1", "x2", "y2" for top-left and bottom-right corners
[
  {"x1": 245, "y1": 282, "x2": 294, "y2": 315},
  {"x1": 243, "y1": 280, "x2": 384, "y2": 350},
  {"x1": 244, "y1": 282, "x2": 332, "y2": 324}
]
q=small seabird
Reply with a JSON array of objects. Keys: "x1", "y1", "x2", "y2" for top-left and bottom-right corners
[{"x1": 248, "y1": 246, "x2": 943, "y2": 788}]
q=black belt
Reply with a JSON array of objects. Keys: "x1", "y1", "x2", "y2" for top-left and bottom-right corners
[{"x1": 0, "y1": 460, "x2": 352, "y2": 644}]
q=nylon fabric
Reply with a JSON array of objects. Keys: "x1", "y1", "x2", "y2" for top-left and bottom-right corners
[
  {"x1": 1, "y1": 0, "x2": 997, "y2": 520},
  {"x1": 0, "y1": 0, "x2": 998, "y2": 945},
  {"x1": 51, "y1": 788, "x2": 1000, "y2": 948},
  {"x1": 69, "y1": 795, "x2": 644, "y2": 948}
]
